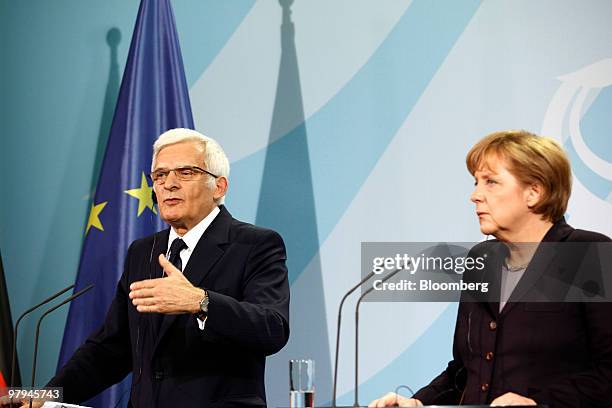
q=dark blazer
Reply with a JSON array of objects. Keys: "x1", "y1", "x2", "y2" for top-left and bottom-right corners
[
  {"x1": 413, "y1": 218, "x2": 612, "y2": 407},
  {"x1": 49, "y1": 206, "x2": 290, "y2": 407}
]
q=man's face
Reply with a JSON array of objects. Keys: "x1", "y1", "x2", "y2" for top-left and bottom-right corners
[{"x1": 153, "y1": 141, "x2": 223, "y2": 235}]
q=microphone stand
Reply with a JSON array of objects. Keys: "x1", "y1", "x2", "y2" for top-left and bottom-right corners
[
  {"x1": 10, "y1": 284, "x2": 75, "y2": 388},
  {"x1": 354, "y1": 268, "x2": 403, "y2": 407},
  {"x1": 29, "y1": 284, "x2": 94, "y2": 408},
  {"x1": 331, "y1": 271, "x2": 375, "y2": 408}
]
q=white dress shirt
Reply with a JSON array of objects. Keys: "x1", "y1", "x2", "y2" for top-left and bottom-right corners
[{"x1": 166, "y1": 206, "x2": 220, "y2": 329}]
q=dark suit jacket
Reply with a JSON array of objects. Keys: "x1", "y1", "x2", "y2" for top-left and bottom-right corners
[
  {"x1": 49, "y1": 206, "x2": 290, "y2": 407},
  {"x1": 413, "y1": 218, "x2": 612, "y2": 407}
]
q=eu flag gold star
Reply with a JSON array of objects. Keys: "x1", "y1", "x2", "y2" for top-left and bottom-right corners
[
  {"x1": 124, "y1": 172, "x2": 157, "y2": 216},
  {"x1": 86, "y1": 201, "x2": 108, "y2": 235}
]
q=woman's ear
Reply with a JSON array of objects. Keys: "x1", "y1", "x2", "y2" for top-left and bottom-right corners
[{"x1": 526, "y1": 183, "x2": 543, "y2": 209}]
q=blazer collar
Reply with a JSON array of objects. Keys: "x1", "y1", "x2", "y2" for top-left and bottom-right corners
[{"x1": 541, "y1": 216, "x2": 573, "y2": 243}]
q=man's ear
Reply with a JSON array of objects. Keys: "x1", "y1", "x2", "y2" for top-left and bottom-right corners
[
  {"x1": 213, "y1": 176, "x2": 228, "y2": 201},
  {"x1": 526, "y1": 183, "x2": 543, "y2": 208}
]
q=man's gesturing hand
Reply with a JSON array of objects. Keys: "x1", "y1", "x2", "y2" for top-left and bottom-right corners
[{"x1": 129, "y1": 254, "x2": 204, "y2": 314}]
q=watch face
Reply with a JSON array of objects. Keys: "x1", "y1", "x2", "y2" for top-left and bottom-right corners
[{"x1": 200, "y1": 297, "x2": 209, "y2": 312}]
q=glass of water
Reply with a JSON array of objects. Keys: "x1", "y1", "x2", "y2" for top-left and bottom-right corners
[{"x1": 289, "y1": 359, "x2": 314, "y2": 408}]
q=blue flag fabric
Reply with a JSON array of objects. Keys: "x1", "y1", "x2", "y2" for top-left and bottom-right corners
[{"x1": 57, "y1": 0, "x2": 194, "y2": 406}]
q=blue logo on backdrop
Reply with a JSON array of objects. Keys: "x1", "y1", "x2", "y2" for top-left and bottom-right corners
[{"x1": 542, "y1": 58, "x2": 612, "y2": 203}]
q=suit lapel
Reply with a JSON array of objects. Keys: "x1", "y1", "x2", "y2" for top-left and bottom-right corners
[
  {"x1": 154, "y1": 206, "x2": 232, "y2": 351},
  {"x1": 484, "y1": 243, "x2": 505, "y2": 317},
  {"x1": 181, "y1": 208, "x2": 231, "y2": 287},
  {"x1": 148, "y1": 230, "x2": 169, "y2": 337},
  {"x1": 502, "y1": 218, "x2": 573, "y2": 315},
  {"x1": 501, "y1": 243, "x2": 558, "y2": 314},
  {"x1": 151, "y1": 229, "x2": 170, "y2": 279}
]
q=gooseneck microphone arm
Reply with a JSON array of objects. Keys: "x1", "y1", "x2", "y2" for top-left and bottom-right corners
[
  {"x1": 30, "y1": 284, "x2": 95, "y2": 390},
  {"x1": 354, "y1": 268, "x2": 403, "y2": 407},
  {"x1": 331, "y1": 271, "x2": 375, "y2": 408},
  {"x1": 10, "y1": 284, "x2": 75, "y2": 388}
]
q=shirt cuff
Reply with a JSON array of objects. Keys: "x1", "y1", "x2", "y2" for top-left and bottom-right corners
[{"x1": 197, "y1": 316, "x2": 207, "y2": 330}]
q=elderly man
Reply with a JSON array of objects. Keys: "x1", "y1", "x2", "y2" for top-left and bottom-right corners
[{"x1": 48, "y1": 128, "x2": 290, "y2": 407}]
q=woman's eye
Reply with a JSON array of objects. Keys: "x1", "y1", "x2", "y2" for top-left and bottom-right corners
[{"x1": 486, "y1": 179, "x2": 497, "y2": 185}]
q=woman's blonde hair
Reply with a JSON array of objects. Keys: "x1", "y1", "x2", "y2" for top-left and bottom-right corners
[{"x1": 466, "y1": 130, "x2": 572, "y2": 222}]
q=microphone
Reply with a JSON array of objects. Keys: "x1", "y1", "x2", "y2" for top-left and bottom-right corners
[
  {"x1": 30, "y1": 284, "x2": 94, "y2": 390},
  {"x1": 10, "y1": 284, "x2": 75, "y2": 388},
  {"x1": 331, "y1": 271, "x2": 375, "y2": 408},
  {"x1": 354, "y1": 267, "x2": 403, "y2": 407}
]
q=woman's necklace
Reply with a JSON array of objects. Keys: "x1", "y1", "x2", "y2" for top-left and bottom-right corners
[{"x1": 505, "y1": 261, "x2": 530, "y2": 272}]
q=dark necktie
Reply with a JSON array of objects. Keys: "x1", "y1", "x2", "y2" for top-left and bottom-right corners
[
  {"x1": 168, "y1": 238, "x2": 187, "y2": 272},
  {"x1": 153, "y1": 238, "x2": 188, "y2": 335}
]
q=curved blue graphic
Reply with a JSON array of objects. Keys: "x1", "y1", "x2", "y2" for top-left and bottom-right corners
[
  {"x1": 567, "y1": 86, "x2": 612, "y2": 201},
  {"x1": 230, "y1": 0, "x2": 481, "y2": 283},
  {"x1": 177, "y1": 0, "x2": 256, "y2": 87}
]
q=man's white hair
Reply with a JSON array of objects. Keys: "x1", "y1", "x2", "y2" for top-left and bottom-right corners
[{"x1": 152, "y1": 128, "x2": 230, "y2": 204}]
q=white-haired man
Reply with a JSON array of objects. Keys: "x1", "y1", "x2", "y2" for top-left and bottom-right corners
[{"x1": 47, "y1": 128, "x2": 290, "y2": 407}]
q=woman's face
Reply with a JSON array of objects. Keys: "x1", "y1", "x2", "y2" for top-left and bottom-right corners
[{"x1": 470, "y1": 155, "x2": 537, "y2": 240}]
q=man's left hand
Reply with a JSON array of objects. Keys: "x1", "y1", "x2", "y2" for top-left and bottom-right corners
[
  {"x1": 490, "y1": 392, "x2": 536, "y2": 406},
  {"x1": 129, "y1": 254, "x2": 204, "y2": 314}
]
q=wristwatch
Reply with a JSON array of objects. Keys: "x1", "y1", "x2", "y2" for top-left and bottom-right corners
[{"x1": 197, "y1": 290, "x2": 209, "y2": 320}]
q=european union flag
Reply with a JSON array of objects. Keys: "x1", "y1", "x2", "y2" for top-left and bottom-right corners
[{"x1": 57, "y1": 0, "x2": 193, "y2": 406}]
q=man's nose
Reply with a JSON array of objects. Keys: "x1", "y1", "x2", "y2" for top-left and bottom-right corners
[{"x1": 163, "y1": 170, "x2": 181, "y2": 189}]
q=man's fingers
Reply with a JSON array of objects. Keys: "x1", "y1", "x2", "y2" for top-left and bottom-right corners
[
  {"x1": 158, "y1": 254, "x2": 180, "y2": 276},
  {"x1": 132, "y1": 296, "x2": 158, "y2": 306},
  {"x1": 129, "y1": 287, "x2": 156, "y2": 299},
  {"x1": 136, "y1": 304, "x2": 181, "y2": 315},
  {"x1": 158, "y1": 253, "x2": 171, "y2": 268},
  {"x1": 136, "y1": 304, "x2": 160, "y2": 313},
  {"x1": 130, "y1": 279, "x2": 162, "y2": 291}
]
